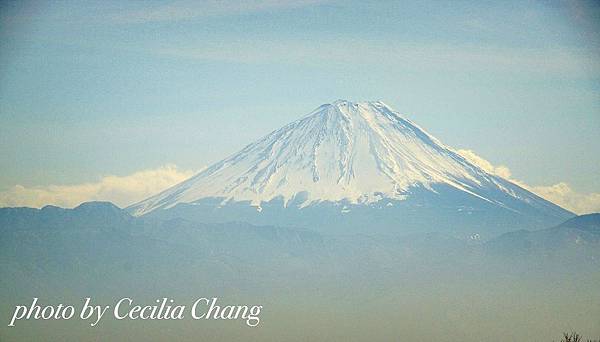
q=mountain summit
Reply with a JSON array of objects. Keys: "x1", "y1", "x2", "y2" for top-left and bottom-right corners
[{"x1": 128, "y1": 100, "x2": 572, "y2": 234}]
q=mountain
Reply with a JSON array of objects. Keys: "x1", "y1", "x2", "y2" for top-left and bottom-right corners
[
  {"x1": 127, "y1": 100, "x2": 573, "y2": 237},
  {"x1": 0, "y1": 201, "x2": 131, "y2": 231},
  {"x1": 485, "y1": 213, "x2": 600, "y2": 258},
  {"x1": 0, "y1": 203, "x2": 328, "y2": 298},
  {"x1": 558, "y1": 213, "x2": 600, "y2": 233},
  {"x1": 1, "y1": 202, "x2": 598, "y2": 341}
]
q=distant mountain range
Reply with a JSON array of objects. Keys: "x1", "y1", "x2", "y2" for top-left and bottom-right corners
[
  {"x1": 485, "y1": 213, "x2": 600, "y2": 258},
  {"x1": 1, "y1": 203, "x2": 598, "y2": 341},
  {"x1": 1, "y1": 203, "x2": 597, "y2": 276}
]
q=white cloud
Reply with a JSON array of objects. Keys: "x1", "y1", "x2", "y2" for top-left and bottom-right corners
[
  {"x1": 456, "y1": 149, "x2": 513, "y2": 179},
  {"x1": 526, "y1": 183, "x2": 600, "y2": 216},
  {"x1": 0, "y1": 165, "x2": 196, "y2": 209},
  {"x1": 457, "y1": 149, "x2": 600, "y2": 215}
]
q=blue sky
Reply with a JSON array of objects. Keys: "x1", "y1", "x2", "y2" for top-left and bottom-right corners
[{"x1": 0, "y1": 0, "x2": 599, "y2": 212}]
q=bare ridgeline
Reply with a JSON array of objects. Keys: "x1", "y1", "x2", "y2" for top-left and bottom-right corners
[{"x1": 2, "y1": 101, "x2": 599, "y2": 341}]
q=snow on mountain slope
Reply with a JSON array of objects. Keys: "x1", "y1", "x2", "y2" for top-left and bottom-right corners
[{"x1": 128, "y1": 100, "x2": 570, "y2": 218}]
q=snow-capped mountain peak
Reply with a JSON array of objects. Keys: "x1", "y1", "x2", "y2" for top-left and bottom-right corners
[{"x1": 128, "y1": 100, "x2": 568, "y2": 218}]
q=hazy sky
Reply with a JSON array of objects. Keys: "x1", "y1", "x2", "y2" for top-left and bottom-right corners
[{"x1": 0, "y1": 0, "x2": 599, "y2": 211}]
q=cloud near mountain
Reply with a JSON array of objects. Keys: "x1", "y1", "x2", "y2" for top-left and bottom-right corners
[
  {"x1": 0, "y1": 165, "x2": 196, "y2": 209},
  {"x1": 457, "y1": 149, "x2": 600, "y2": 214},
  {"x1": 0, "y1": 151, "x2": 597, "y2": 215}
]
